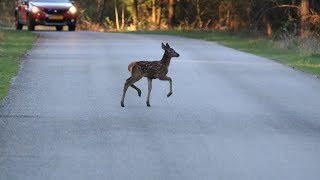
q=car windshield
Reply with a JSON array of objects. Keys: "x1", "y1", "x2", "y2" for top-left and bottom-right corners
[{"x1": 31, "y1": 0, "x2": 71, "y2": 2}]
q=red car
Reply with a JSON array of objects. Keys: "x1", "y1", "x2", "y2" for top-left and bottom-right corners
[{"x1": 15, "y1": 0, "x2": 77, "y2": 31}]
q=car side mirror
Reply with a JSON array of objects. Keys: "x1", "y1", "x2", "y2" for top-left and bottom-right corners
[{"x1": 21, "y1": 0, "x2": 29, "y2": 5}]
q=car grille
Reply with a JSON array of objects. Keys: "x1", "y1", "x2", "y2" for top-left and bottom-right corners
[{"x1": 43, "y1": 8, "x2": 68, "y2": 15}]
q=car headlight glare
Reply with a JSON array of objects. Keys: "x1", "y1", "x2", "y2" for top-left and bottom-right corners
[
  {"x1": 31, "y1": 6, "x2": 40, "y2": 13},
  {"x1": 69, "y1": 6, "x2": 77, "y2": 14}
]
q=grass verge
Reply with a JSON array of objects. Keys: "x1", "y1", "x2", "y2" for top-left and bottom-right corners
[
  {"x1": 135, "y1": 30, "x2": 320, "y2": 76},
  {"x1": 0, "y1": 29, "x2": 37, "y2": 100}
]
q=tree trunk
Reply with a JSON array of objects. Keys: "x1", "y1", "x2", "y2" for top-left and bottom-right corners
[
  {"x1": 114, "y1": 0, "x2": 120, "y2": 30},
  {"x1": 97, "y1": 0, "x2": 106, "y2": 22},
  {"x1": 121, "y1": 4, "x2": 125, "y2": 30},
  {"x1": 156, "y1": 0, "x2": 163, "y2": 27},
  {"x1": 195, "y1": 0, "x2": 202, "y2": 29},
  {"x1": 300, "y1": 0, "x2": 310, "y2": 37},
  {"x1": 266, "y1": 21, "x2": 273, "y2": 36},
  {"x1": 168, "y1": 0, "x2": 175, "y2": 28},
  {"x1": 132, "y1": 0, "x2": 138, "y2": 28},
  {"x1": 263, "y1": 15, "x2": 273, "y2": 36},
  {"x1": 152, "y1": 0, "x2": 157, "y2": 24}
]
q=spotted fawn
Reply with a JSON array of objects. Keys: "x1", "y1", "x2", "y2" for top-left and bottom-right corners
[{"x1": 121, "y1": 43, "x2": 180, "y2": 107}]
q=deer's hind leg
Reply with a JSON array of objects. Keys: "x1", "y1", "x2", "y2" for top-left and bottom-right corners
[
  {"x1": 124, "y1": 77, "x2": 141, "y2": 97},
  {"x1": 121, "y1": 68, "x2": 143, "y2": 107},
  {"x1": 131, "y1": 84, "x2": 141, "y2": 97}
]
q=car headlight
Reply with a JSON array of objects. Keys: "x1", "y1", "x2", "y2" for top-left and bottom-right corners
[
  {"x1": 69, "y1": 6, "x2": 77, "y2": 14},
  {"x1": 31, "y1": 6, "x2": 40, "y2": 13}
]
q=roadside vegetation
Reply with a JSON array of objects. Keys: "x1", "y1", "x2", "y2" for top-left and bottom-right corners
[
  {"x1": 136, "y1": 30, "x2": 320, "y2": 76},
  {"x1": 0, "y1": 30, "x2": 37, "y2": 100}
]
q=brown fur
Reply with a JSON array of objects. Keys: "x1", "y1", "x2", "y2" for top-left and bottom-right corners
[
  {"x1": 128, "y1": 61, "x2": 137, "y2": 72},
  {"x1": 121, "y1": 43, "x2": 180, "y2": 107}
]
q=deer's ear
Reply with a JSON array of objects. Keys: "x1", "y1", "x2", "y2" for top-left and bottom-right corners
[
  {"x1": 162, "y1": 43, "x2": 166, "y2": 50},
  {"x1": 166, "y1": 43, "x2": 170, "y2": 48}
]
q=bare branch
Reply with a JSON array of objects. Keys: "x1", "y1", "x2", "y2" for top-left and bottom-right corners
[{"x1": 256, "y1": 4, "x2": 300, "y2": 23}]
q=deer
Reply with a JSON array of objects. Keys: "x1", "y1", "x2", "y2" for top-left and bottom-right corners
[{"x1": 121, "y1": 43, "x2": 180, "y2": 107}]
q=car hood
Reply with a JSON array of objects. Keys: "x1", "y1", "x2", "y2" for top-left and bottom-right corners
[{"x1": 31, "y1": 2, "x2": 73, "y2": 9}]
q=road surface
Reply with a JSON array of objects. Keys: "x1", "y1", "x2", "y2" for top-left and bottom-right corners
[{"x1": 0, "y1": 31, "x2": 320, "y2": 180}]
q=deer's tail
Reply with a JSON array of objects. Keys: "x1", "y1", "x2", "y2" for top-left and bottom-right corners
[{"x1": 128, "y1": 61, "x2": 137, "y2": 72}]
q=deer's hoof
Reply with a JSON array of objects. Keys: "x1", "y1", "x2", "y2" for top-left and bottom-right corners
[
  {"x1": 121, "y1": 102, "x2": 125, "y2": 107},
  {"x1": 167, "y1": 92, "x2": 172, "y2": 98},
  {"x1": 146, "y1": 102, "x2": 151, "y2": 107}
]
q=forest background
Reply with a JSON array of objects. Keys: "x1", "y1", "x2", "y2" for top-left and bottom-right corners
[{"x1": 0, "y1": 0, "x2": 319, "y2": 38}]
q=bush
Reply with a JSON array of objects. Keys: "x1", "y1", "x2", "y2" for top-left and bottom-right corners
[
  {"x1": 272, "y1": 32, "x2": 320, "y2": 56},
  {"x1": 298, "y1": 36, "x2": 320, "y2": 56},
  {"x1": 272, "y1": 33, "x2": 298, "y2": 50}
]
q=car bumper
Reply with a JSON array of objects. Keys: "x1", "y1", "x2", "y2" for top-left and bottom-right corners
[
  {"x1": 30, "y1": 12, "x2": 76, "y2": 26},
  {"x1": 33, "y1": 18, "x2": 76, "y2": 26}
]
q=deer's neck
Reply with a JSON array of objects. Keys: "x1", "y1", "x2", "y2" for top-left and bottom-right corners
[{"x1": 161, "y1": 53, "x2": 172, "y2": 67}]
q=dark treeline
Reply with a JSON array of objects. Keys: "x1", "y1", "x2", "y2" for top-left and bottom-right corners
[
  {"x1": 77, "y1": 0, "x2": 320, "y2": 37},
  {"x1": 0, "y1": 0, "x2": 319, "y2": 37}
]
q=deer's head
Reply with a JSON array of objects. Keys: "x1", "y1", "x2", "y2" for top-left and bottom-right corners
[{"x1": 162, "y1": 43, "x2": 180, "y2": 58}]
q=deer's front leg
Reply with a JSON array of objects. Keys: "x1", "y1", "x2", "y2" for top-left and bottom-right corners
[
  {"x1": 146, "y1": 78, "x2": 152, "y2": 107},
  {"x1": 159, "y1": 76, "x2": 172, "y2": 97}
]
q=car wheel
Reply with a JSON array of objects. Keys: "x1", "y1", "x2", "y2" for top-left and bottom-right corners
[
  {"x1": 28, "y1": 24, "x2": 35, "y2": 31},
  {"x1": 27, "y1": 18, "x2": 35, "y2": 31},
  {"x1": 15, "y1": 20, "x2": 23, "y2": 30},
  {"x1": 68, "y1": 25, "x2": 76, "y2": 31},
  {"x1": 56, "y1": 26, "x2": 63, "y2": 31}
]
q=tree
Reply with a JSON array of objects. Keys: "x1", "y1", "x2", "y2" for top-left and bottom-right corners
[
  {"x1": 152, "y1": 0, "x2": 157, "y2": 24},
  {"x1": 132, "y1": 0, "x2": 139, "y2": 28},
  {"x1": 195, "y1": 0, "x2": 202, "y2": 28},
  {"x1": 156, "y1": 0, "x2": 164, "y2": 27},
  {"x1": 115, "y1": 0, "x2": 120, "y2": 30},
  {"x1": 300, "y1": 0, "x2": 310, "y2": 37},
  {"x1": 168, "y1": 0, "x2": 176, "y2": 28}
]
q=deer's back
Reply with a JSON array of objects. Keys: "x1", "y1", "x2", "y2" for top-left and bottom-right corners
[{"x1": 137, "y1": 61, "x2": 168, "y2": 78}]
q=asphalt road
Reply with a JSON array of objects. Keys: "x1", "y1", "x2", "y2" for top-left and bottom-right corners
[{"x1": 1, "y1": 31, "x2": 320, "y2": 180}]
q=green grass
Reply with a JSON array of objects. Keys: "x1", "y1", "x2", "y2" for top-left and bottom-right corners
[
  {"x1": 135, "y1": 30, "x2": 320, "y2": 76},
  {"x1": 0, "y1": 29, "x2": 37, "y2": 100}
]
